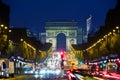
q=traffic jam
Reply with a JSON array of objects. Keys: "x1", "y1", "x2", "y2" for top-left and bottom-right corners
[{"x1": 0, "y1": 52, "x2": 120, "y2": 80}]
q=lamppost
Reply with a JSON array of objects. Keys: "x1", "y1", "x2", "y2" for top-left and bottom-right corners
[{"x1": 0, "y1": 24, "x2": 9, "y2": 58}]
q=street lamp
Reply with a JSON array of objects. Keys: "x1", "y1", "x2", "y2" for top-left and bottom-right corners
[
  {"x1": 0, "y1": 24, "x2": 11, "y2": 58},
  {"x1": 1, "y1": 24, "x2": 4, "y2": 27}
]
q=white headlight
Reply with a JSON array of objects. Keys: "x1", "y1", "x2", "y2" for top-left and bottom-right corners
[
  {"x1": 35, "y1": 71, "x2": 38, "y2": 74},
  {"x1": 2, "y1": 72, "x2": 4, "y2": 75}
]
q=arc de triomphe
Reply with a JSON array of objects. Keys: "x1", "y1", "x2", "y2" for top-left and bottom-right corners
[{"x1": 45, "y1": 21, "x2": 78, "y2": 51}]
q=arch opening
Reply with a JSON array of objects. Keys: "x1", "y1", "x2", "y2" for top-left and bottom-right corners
[{"x1": 57, "y1": 33, "x2": 66, "y2": 51}]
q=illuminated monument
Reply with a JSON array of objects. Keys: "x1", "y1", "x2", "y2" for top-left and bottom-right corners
[{"x1": 45, "y1": 21, "x2": 82, "y2": 51}]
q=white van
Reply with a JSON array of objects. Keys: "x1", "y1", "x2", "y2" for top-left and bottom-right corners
[{"x1": 0, "y1": 58, "x2": 14, "y2": 78}]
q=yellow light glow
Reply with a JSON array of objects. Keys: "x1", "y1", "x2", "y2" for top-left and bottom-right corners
[
  {"x1": 116, "y1": 26, "x2": 119, "y2": 29},
  {"x1": 108, "y1": 32, "x2": 112, "y2": 36},
  {"x1": 1, "y1": 24, "x2": 4, "y2": 27},
  {"x1": 20, "y1": 38, "x2": 23, "y2": 41},
  {"x1": 4, "y1": 26, "x2": 8, "y2": 29},
  {"x1": 9, "y1": 30, "x2": 12, "y2": 32},
  {"x1": 113, "y1": 29, "x2": 115, "y2": 32},
  {"x1": 109, "y1": 32, "x2": 112, "y2": 34}
]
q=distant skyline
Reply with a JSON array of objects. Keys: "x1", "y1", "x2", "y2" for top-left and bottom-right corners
[{"x1": 2, "y1": 0, "x2": 117, "y2": 34}]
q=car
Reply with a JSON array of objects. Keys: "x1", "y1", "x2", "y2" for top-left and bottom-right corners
[{"x1": 66, "y1": 69, "x2": 94, "y2": 80}]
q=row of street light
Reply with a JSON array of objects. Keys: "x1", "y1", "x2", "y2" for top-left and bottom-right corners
[
  {"x1": 0, "y1": 24, "x2": 12, "y2": 33},
  {"x1": 0, "y1": 24, "x2": 12, "y2": 57},
  {"x1": 85, "y1": 26, "x2": 119, "y2": 51},
  {"x1": 70, "y1": 26, "x2": 120, "y2": 62}
]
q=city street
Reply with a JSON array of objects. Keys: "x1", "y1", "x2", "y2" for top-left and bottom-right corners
[
  {"x1": 1, "y1": 0, "x2": 120, "y2": 80},
  {"x1": 0, "y1": 74, "x2": 106, "y2": 80},
  {"x1": 0, "y1": 74, "x2": 66, "y2": 80}
]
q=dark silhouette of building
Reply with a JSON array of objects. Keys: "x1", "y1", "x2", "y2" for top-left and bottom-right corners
[
  {"x1": 70, "y1": 0, "x2": 120, "y2": 61},
  {"x1": 105, "y1": 0, "x2": 120, "y2": 31},
  {"x1": 0, "y1": 0, "x2": 10, "y2": 58},
  {"x1": 9, "y1": 28, "x2": 52, "y2": 51},
  {"x1": 88, "y1": 0, "x2": 120, "y2": 47},
  {"x1": 0, "y1": 0, "x2": 10, "y2": 26},
  {"x1": 9, "y1": 28, "x2": 28, "y2": 43}
]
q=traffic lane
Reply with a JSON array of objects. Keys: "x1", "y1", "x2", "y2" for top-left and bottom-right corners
[
  {"x1": 66, "y1": 69, "x2": 93, "y2": 79},
  {"x1": 1, "y1": 73, "x2": 118, "y2": 80},
  {"x1": 0, "y1": 74, "x2": 67, "y2": 80},
  {"x1": 0, "y1": 74, "x2": 33, "y2": 80},
  {"x1": 66, "y1": 68, "x2": 116, "y2": 80}
]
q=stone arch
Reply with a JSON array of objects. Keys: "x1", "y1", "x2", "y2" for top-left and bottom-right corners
[
  {"x1": 55, "y1": 31, "x2": 67, "y2": 37},
  {"x1": 45, "y1": 21, "x2": 79, "y2": 51}
]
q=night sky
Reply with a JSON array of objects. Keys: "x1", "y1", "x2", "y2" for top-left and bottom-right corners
[{"x1": 2, "y1": 0, "x2": 117, "y2": 34}]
